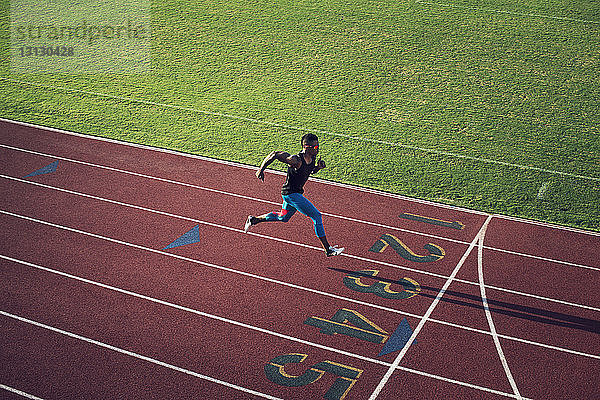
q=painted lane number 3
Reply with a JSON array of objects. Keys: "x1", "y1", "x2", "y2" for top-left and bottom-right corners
[{"x1": 344, "y1": 269, "x2": 421, "y2": 300}]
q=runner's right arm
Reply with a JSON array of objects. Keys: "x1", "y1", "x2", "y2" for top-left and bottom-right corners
[{"x1": 256, "y1": 151, "x2": 301, "y2": 181}]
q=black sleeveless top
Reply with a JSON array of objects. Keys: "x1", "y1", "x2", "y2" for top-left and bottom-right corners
[{"x1": 281, "y1": 152, "x2": 316, "y2": 195}]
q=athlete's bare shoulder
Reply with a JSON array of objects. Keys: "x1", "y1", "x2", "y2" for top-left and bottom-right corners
[{"x1": 275, "y1": 151, "x2": 301, "y2": 169}]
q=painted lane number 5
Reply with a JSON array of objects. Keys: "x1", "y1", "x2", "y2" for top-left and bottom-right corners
[{"x1": 265, "y1": 353, "x2": 362, "y2": 400}]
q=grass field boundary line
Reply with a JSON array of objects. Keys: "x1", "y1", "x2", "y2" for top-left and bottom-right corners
[
  {"x1": 0, "y1": 254, "x2": 532, "y2": 399},
  {"x1": 0, "y1": 384, "x2": 45, "y2": 400},
  {"x1": 415, "y1": 0, "x2": 600, "y2": 24},
  {"x1": 6, "y1": 116, "x2": 600, "y2": 237},
  {"x1": 0, "y1": 311, "x2": 283, "y2": 400},
  {"x1": 1, "y1": 79, "x2": 599, "y2": 183},
  {"x1": 0, "y1": 117, "x2": 489, "y2": 216},
  {"x1": 3, "y1": 173, "x2": 599, "y2": 312},
  {"x1": 1, "y1": 212, "x2": 598, "y2": 361},
  {"x1": 2, "y1": 142, "x2": 599, "y2": 272}
]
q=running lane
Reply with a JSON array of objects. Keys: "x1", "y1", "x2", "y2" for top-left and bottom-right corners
[{"x1": 2, "y1": 119, "x2": 599, "y2": 399}]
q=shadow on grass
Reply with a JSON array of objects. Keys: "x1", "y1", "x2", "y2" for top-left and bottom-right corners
[{"x1": 328, "y1": 267, "x2": 600, "y2": 335}]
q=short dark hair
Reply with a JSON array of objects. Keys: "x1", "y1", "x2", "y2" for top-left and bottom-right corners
[{"x1": 301, "y1": 133, "x2": 319, "y2": 145}]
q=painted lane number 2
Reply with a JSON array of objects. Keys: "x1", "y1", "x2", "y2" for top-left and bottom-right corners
[{"x1": 369, "y1": 233, "x2": 445, "y2": 263}]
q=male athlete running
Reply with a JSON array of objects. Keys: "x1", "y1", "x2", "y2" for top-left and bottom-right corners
[{"x1": 244, "y1": 133, "x2": 344, "y2": 257}]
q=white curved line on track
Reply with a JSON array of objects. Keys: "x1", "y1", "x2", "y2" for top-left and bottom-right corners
[
  {"x1": 369, "y1": 215, "x2": 494, "y2": 399},
  {"x1": 477, "y1": 217, "x2": 522, "y2": 399}
]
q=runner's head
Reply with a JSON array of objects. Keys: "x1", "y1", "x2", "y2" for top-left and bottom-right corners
[{"x1": 301, "y1": 133, "x2": 319, "y2": 156}]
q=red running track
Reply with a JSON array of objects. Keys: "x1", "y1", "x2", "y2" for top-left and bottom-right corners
[{"x1": 1, "y1": 118, "x2": 599, "y2": 399}]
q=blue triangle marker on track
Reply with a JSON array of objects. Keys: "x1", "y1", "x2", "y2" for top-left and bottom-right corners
[
  {"x1": 378, "y1": 318, "x2": 416, "y2": 357},
  {"x1": 23, "y1": 160, "x2": 59, "y2": 178},
  {"x1": 163, "y1": 225, "x2": 200, "y2": 250}
]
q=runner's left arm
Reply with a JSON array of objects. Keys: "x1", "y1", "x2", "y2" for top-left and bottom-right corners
[{"x1": 312, "y1": 157, "x2": 326, "y2": 174}]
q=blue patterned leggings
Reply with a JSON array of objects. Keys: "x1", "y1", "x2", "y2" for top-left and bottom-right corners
[{"x1": 264, "y1": 193, "x2": 325, "y2": 237}]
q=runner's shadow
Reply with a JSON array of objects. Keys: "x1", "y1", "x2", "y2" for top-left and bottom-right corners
[{"x1": 329, "y1": 268, "x2": 600, "y2": 335}]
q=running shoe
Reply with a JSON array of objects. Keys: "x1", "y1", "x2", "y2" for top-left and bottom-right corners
[
  {"x1": 326, "y1": 245, "x2": 344, "y2": 257},
  {"x1": 244, "y1": 215, "x2": 254, "y2": 233}
]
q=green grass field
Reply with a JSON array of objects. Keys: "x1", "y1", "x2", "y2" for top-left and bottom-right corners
[{"x1": 1, "y1": 0, "x2": 599, "y2": 230}]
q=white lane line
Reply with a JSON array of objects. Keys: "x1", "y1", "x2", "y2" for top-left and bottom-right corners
[
  {"x1": 482, "y1": 283, "x2": 599, "y2": 312},
  {"x1": 0, "y1": 311, "x2": 283, "y2": 400},
  {"x1": 0, "y1": 141, "x2": 600, "y2": 271},
  {"x1": 3, "y1": 206, "x2": 599, "y2": 359},
  {"x1": 2, "y1": 231, "x2": 599, "y2": 363},
  {"x1": 0, "y1": 254, "x2": 529, "y2": 399},
  {"x1": 0, "y1": 254, "x2": 387, "y2": 367},
  {"x1": 415, "y1": 0, "x2": 600, "y2": 24},
  {"x1": 491, "y1": 213, "x2": 600, "y2": 237},
  {"x1": 369, "y1": 215, "x2": 494, "y2": 400},
  {"x1": 0, "y1": 143, "x2": 282, "y2": 207},
  {"x1": 2, "y1": 173, "x2": 599, "y2": 313},
  {"x1": 20, "y1": 243, "x2": 538, "y2": 355},
  {"x1": 2, "y1": 142, "x2": 598, "y2": 272},
  {"x1": 10, "y1": 251, "x2": 600, "y2": 358},
  {"x1": 0, "y1": 210, "x2": 424, "y2": 334},
  {"x1": 0, "y1": 384, "x2": 45, "y2": 400},
  {"x1": 0, "y1": 233, "x2": 600, "y2": 360},
  {"x1": 487, "y1": 247, "x2": 599, "y2": 273},
  {"x1": 1, "y1": 80, "x2": 599, "y2": 183},
  {"x1": 4, "y1": 116, "x2": 600, "y2": 238},
  {"x1": 0, "y1": 144, "x2": 468, "y2": 244},
  {"x1": 478, "y1": 218, "x2": 522, "y2": 399},
  {"x1": 496, "y1": 330, "x2": 599, "y2": 360}
]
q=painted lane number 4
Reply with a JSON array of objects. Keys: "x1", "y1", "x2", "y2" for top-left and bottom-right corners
[{"x1": 304, "y1": 308, "x2": 389, "y2": 344}]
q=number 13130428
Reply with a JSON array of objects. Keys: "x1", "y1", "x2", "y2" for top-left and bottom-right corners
[{"x1": 19, "y1": 46, "x2": 74, "y2": 56}]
